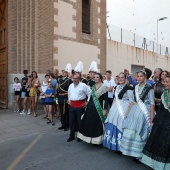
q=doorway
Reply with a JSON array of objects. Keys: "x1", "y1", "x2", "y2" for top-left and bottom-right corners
[{"x1": 0, "y1": 0, "x2": 8, "y2": 108}]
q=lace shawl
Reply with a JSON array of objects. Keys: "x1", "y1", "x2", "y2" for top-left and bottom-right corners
[{"x1": 95, "y1": 84, "x2": 108, "y2": 99}]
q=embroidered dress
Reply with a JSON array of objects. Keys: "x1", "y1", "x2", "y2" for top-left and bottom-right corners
[
  {"x1": 120, "y1": 83, "x2": 155, "y2": 157},
  {"x1": 103, "y1": 85, "x2": 133, "y2": 151},
  {"x1": 77, "y1": 84, "x2": 108, "y2": 145},
  {"x1": 141, "y1": 91, "x2": 170, "y2": 170}
]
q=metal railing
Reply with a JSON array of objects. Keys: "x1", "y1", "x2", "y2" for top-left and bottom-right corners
[{"x1": 107, "y1": 24, "x2": 170, "y2": 57}]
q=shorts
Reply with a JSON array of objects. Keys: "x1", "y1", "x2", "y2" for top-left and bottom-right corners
[
  {"x1": 41, "y1": 98, "x2": 46, "y2": 105},
  {"x1": 25, "y1": 91, "x2": 30, "y2": 97},
  {"x1": 45, "y1": 102, "x2": 53, "y2": 105},
  {"x1": 15, "y1": 91, "x2": 21, "y2": 96},
  {"x1": 29, "y1": 87, "x2": 38, "y2": 97},
  {"x1": 21, "y1": 92, "x2": 26, "y2": 99}
]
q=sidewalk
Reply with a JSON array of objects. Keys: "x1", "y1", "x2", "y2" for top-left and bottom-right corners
[{"x1": 0, "y1": 109, "x2": 60, "y2": 143}]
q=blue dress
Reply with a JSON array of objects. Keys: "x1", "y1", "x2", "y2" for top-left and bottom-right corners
[
  {"x1": 103, "y1": 85, "x2": 133, "y2": 151},
  {"x1": 120, "y1": 84, "x2": 155, "y2": 157}
]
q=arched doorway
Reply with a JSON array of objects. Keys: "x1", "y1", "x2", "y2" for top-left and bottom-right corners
[{"x1": 0, "y1": 0, "x2": 7, "y2": 108}]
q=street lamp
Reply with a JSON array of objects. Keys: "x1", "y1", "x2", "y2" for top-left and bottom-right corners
[{"x1": 157, "y1": 17, "x2": 168, "y2": 55}]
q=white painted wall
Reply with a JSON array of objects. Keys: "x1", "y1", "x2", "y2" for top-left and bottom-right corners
[
  {"x1": 107, "y1": 39, "x2": 170, "y2": 78},
  {"x1": 107, "y1": 0, "x2": 170, "y2": 48},
  {"x1": 54, "y1": 39, "x2": 100, "y2": 73},
  {"x1": 54, "y1": 0, "x2": 76, "y2": 38},
  {"x1": 53, "y1": 0, "x2": 101, "y2": 73}
]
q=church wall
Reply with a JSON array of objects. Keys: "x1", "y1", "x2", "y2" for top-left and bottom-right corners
[
  {"x1": 54, "y1": 39, "x2": 100, "y2": 73},
  {"x1": 7, "y1": 0, "x2": 106, "y2": 108},
  {"x1": 8, "y1": 0, "x2": 54, "y2": 108},
  {"x1": 53, "y1": 0, "x2": 106, "y2": 74}
]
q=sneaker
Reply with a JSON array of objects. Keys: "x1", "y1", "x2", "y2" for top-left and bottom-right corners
[
  {"x1": 14, "y1": 109, "x2": 20, "y2": 113},
  {"x1": 43, "y1": 115, "x2": 48, "y2": 119},
  {"x1": 47, "y1": 120, "x2": 51, "y2": 124},
  {"x1": 27, "y1": 109, "x2": 31, "y2": 115},
  {"x1": 20, "y1": 110, "x2": 27, "y2": 115},
  {"x1": 51, "y1": 121, "x2": 55, "y2": 126},
  {"x1": 22, "y1": 111, "x2": 27, "y2": 115}
]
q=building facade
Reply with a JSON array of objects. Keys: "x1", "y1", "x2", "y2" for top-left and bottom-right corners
[{"x1": 0, "y1": 0, "x2": 106, "y2": 108}]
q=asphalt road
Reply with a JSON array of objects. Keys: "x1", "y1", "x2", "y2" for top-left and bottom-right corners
[{"x1": 0, "y1": 128, "x2": 152, "y2": 170}]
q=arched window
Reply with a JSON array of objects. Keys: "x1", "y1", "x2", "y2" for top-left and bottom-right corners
[{"x1": 82, "y1": 0, "x2": 90, "y2": 34}]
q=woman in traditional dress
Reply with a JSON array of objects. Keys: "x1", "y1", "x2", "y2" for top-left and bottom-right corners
[
  {"x1": 77, "y1": 73, "x2": 108, "y2": 145},
  {"x1": 154, "y1": 70, "x2": 169, "y2": 112},
  {"x1": 120, "y1": 70, "x2": 155, "y2": 162},
  {"x1": 141, "y1": 75, "x2": 170, "y2": 170},
  {"x1": 103, "y1": 72, "x2": 134, "y2": 151}
]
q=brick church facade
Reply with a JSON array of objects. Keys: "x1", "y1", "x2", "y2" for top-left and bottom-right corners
[{"x1": 0, "y1": 0, "x2": 106, "y2": 108}]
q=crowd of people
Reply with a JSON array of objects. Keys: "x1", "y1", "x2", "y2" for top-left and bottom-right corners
[{"x1": 13, "y1": 61, "x2": 170, "y2": 170}]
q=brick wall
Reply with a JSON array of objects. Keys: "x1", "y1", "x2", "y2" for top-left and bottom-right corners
[
  {"x1": 8, "y1": 0, "x2": 54, "y2": 74},
  {"x1": 72, "y1": 0, "x2": 106, "y2": 73},
  {"x1": 8, "y1": 0, "x2": 106, "y2": 74}
]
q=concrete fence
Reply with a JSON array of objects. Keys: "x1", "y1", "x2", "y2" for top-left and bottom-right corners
[
  {"x1": 107, "y1": 24, "x2": 170, "y2": 57},
  {"x1": 107, "y1": 39, "x2": 170, "y2": 76}
]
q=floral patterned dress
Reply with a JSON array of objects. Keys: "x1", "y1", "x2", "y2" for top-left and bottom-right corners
[{"x1": 103, "y1": 85, "x2": 133, "y2": 151}]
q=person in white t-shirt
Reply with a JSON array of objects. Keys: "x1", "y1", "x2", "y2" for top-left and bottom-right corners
[
  {"x1": 13, "y1": 77, "x2": 22, "y2": 113},
  {"x1": 67, "y1": 73, "x2": 91, "y2": 142},
  {"x1": 103, "y1": 70, "x2": 116, "y2": 107}
]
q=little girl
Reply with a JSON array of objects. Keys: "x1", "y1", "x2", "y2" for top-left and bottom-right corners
[
  {"x1": 45, "y1": 82, "x2": 55, "y2": 126},
  {"x1": 13, "y1": 77, "x2": 21, "y2": 113},
  {"x1": 21, "y1": 75, "x2": 32, "y2": 115}
]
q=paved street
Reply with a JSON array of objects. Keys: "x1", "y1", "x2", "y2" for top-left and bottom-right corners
[{"x1": 0, "y1": 109, "x2": 152, "y2": 170}]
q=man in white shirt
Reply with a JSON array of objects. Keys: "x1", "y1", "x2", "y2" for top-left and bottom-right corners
[
  {"x1": 103, "y1": 70, "x2": 116, "y2": 107},
  {"x1": 67, "y1": 73, "x2": 91, "y2": 142}
]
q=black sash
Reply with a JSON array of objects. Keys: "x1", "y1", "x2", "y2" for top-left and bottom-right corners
[{"x1": 114, "y1": 85, "x2": 133, "y2": 99}]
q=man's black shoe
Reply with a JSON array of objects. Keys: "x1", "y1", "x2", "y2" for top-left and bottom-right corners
[
  {"x1": 64, "y1": 128, "x2": 69, "y2": 131},
  {"x1": 67, "y1": 136, "x2": 75, "y2": 142},
  {"x1": 77, "y1": 138, "x2": 82, "y2": 142},
  {"x1": 58, "y1": 126, "x2": 65, "y2": 130},
  {"x1": 115, "y1": 151, "x2": 122, "y2": 154},
  {"x1": 132, "y1": 158, "x2": 142, "y2": 164}
]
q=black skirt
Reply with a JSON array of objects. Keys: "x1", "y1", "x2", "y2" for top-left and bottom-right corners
[
  {"x1": 79, "y1": 97, "x2": 103, "y2": 138},
  {"x1": 142, "y1": 102, "x2": 170, "y2": 163}
]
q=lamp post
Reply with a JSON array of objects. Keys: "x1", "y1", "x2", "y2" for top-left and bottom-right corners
[{"x1": 157, "y1": 17, "x2": 168, "y2": 55}]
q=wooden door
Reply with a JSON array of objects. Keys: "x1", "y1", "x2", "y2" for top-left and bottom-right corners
[{"x1": 0, "y1": 0, "x2": 7, "y2": 108}]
